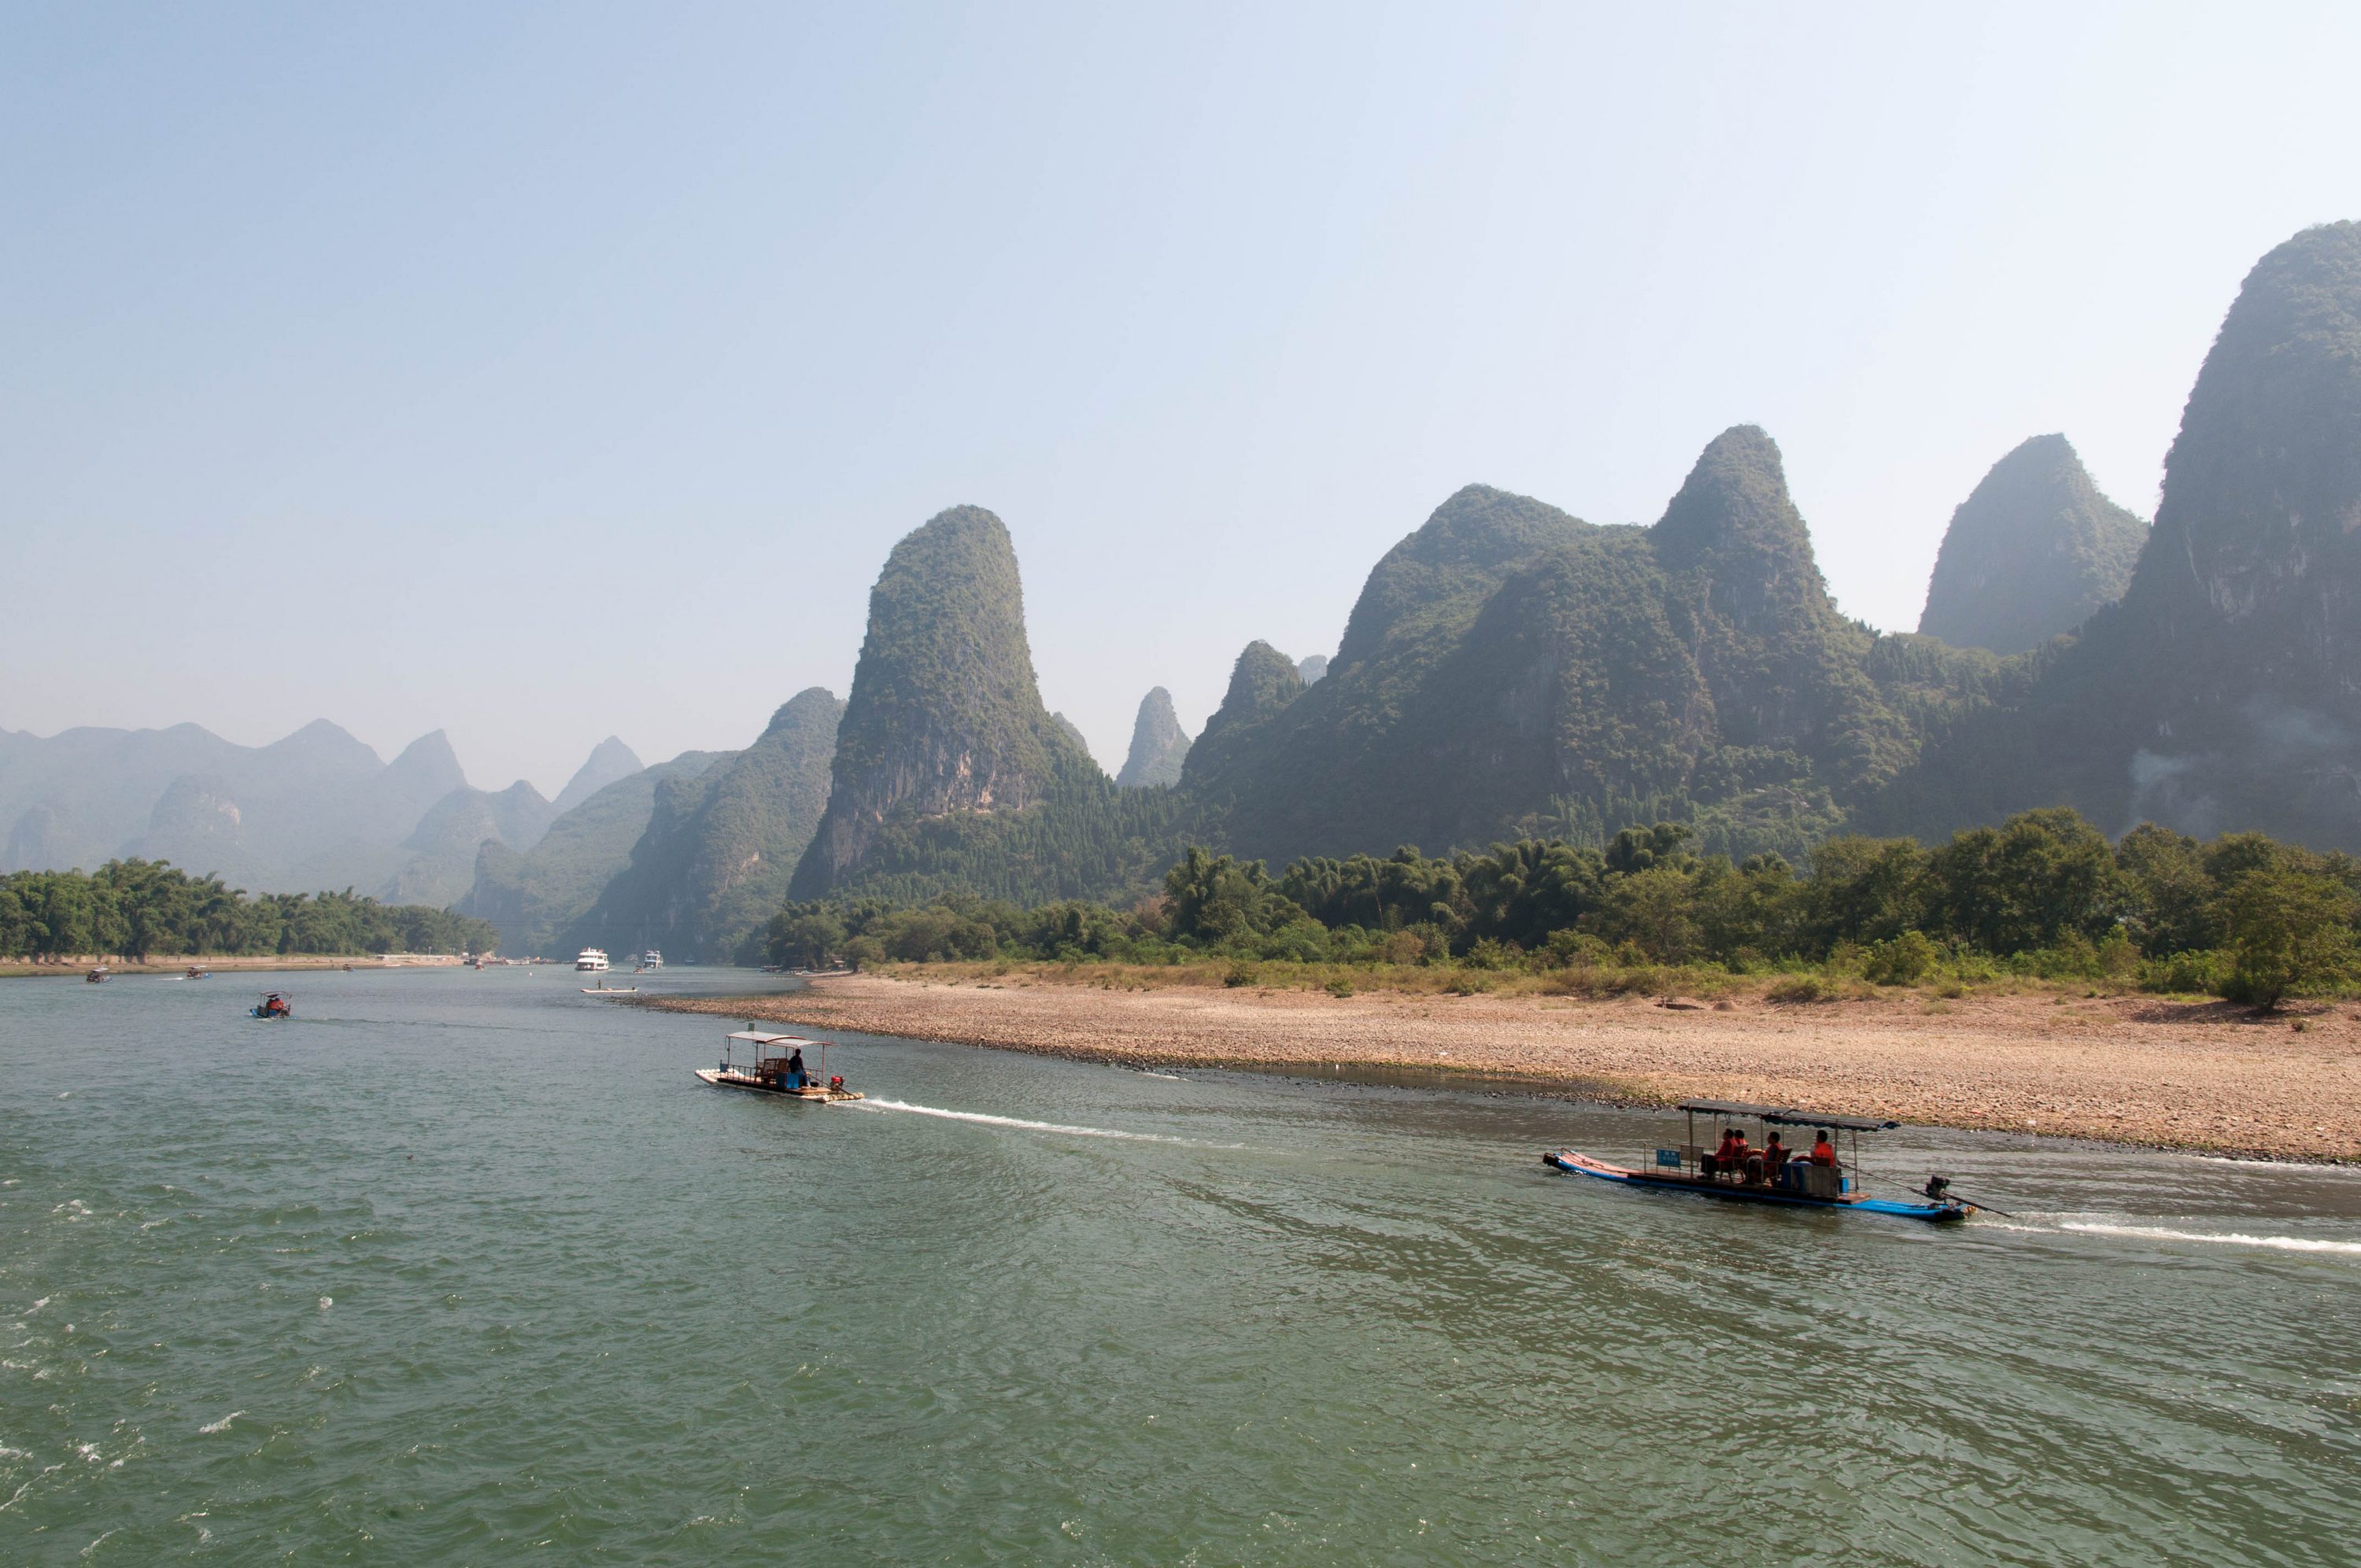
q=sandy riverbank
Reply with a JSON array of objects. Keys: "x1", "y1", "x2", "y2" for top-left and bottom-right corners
[
  {"x1": 651, "y1": 972, "x2": 2361, "y2": 1161},
  {"x1": 0, "y1": 954, "x2": 470, "y2": 979}
]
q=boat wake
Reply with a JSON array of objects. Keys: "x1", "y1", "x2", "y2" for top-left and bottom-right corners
[
  {"x1": 1984, "y1": 1218, "x2": 2361, "y2": 1256},
  {"x1": 848, "y1": 1098, "x2": 1242, "y2": 1149}
]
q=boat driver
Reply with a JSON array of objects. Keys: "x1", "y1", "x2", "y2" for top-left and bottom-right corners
[{"x1": 786, "y1": 1046, "x2": 807, "y2": 1088}]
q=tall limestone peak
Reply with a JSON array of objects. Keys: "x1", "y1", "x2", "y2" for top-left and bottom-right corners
[
  {"x1": 1336, "y1": 485, "x2": 1591, "y2": 669},
  {"x1": 1181, "y1": 642, "x2": 1304, "y2": 789},
  {"x1": 1650, "y1": 425, "x2": 1828, "y2": 635},
  {"x1": 792, "y1": 507, "x2": 1083, "y2": 895},
  {"x1": 1917, "y1": 434, "x2": 2147, "y2": 654},
  {"x1": 1116, "y1": 687, "x2": 1192, "y2": 788},
  {"x1": 2131, "y1": 220, "x2": 2361, "y2": 628},
  {"x1": 553, "y1": 736, "x2": 645, "y2": 814}
]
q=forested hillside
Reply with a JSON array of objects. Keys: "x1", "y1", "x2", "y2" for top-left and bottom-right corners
[{"x1": 456, "y1": 749, "x2": 720, "y2": 954}]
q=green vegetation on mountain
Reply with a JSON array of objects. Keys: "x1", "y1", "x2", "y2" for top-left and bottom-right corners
[
  {"x1": 1916, "y1": 434, "x2": 2147, "y2": 655},
  {"x1": 572, "y1": 689, "x2": 843, "y2": 962},
  {"x1": 1115, "y1": 688, "x2": 1192, "y2": 788},
  {"x1": 1182, "y1": 442, "x2": 1983, "y2": 869},
  {"x1": 1864, "y1": 222, "x2": 2361, "y2": 848},
  {"x1": 0, "y1": 859, "x2": 495, "y2": 959},
  {"x1": 454, "y1": 750, "x2": 719, "y2": 954}
]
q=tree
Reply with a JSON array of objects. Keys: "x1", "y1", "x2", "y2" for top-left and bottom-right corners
[{"x1": 2221, "y1": 869, "x2": 2355, "y2": 1009}]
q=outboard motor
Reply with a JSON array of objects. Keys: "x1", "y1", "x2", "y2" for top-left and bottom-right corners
[{"x1": 1922, "y1": 1174, "x2": 1953, "y2": 1201}]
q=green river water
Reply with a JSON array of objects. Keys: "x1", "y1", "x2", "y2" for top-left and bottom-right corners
[{"x1": 3, "y1": 967, "x2": 2358, "y2": 1563}]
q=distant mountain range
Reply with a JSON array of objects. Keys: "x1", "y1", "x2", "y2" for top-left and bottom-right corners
[
  {"x1": 780, "y1": 220, "x2": 2361, "y2": 908},
  {"x1": 20, "y1": 220, "x2": 2360, "y2": 951}
]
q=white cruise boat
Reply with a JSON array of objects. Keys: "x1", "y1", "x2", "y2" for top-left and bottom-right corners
[
  {"x1": 575, "y1": 948, "x2": 610, "y2": 972},
  {"x1": 641, "y1": 949, "x2": 663, "y2": 970}
]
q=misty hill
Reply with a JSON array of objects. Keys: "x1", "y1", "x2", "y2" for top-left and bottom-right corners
[
  {"x1": 1115, "y1": 688, "x2": 1192, "y2": 788},
  {"x1": 552, "y1": 736, "x2": 645, "y2": 814},
  {"x1": 1917, "y1": 434, "x2": 2147, "y2": 655},
  {"x1": 1866, "y1": 220, "x2": 2361, "y2": 846},
  {"x1": 1298, "y1": 654, "x2": 1328, "y2": 684},
  {"x1": 385, "y1": 780, "x2": 560, "y2": 909},
  {"x1": 789, "y1": 508, "x2": 1206, "y2": 907},
  {"x1": 0, "y1": 718, "x2": 471, "y2": 892},
  {"x1": 456, "y1": 749, "x2": 720, "y2": 955},
  {"x1": 571, "y1": 688, "x2": 843, "y2": 961}
]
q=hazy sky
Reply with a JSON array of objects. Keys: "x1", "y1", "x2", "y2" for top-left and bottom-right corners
[{"x1": 7, "y1": 2, "x2": 2357, "y2": 794}]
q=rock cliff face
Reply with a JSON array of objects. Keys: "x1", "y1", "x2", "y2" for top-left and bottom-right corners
[
  {"x1": 578, "y1": 688, "x2": 843, "y2": 960},
  {"x1": 1296, "y1": 655, "x2": 1329, "y2": 684},
  {"x1": 1917, "y1": 434, "x2": 2146, "y2": 655},
  {"x1": 1865, "y1": 222, "x2": 2361, "y2": 844},
  {"x1": 1116, "y1": 688, "x2": 1192, "y2": 788},
  {"x1": 791, "y1": 508, "x2": 1091, "y2": 898}
]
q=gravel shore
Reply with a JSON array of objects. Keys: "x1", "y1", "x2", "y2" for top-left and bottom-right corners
[{"x1": 653, "y1": 972, "x2": 2361, "y2": 1162}]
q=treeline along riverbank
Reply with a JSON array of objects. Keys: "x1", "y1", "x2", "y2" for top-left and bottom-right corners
[
  {"x1": 764, "y1": 808, "x2": 2361, "y2": 1010},
  {"x1": 0, "y1": 859, "x2": 497, "y2": 962}
]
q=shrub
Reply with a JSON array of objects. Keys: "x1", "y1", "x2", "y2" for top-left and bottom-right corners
[
  {"x1": 1222, "y1": 961, "x2": 1255, "y2": 988},
  {"x1": 1864, "y1": 931, "x2": 1938, "y2": 986},
  {"x1": 1324, "y1": 976, "x2": 1355, "y2": 998},
  {"x1": 2140, "y1": 949, "x2": 2224, "y2": 995},
  {"x1": 1766, "y1": 974, "x2": 1834, "y2": 1004}
]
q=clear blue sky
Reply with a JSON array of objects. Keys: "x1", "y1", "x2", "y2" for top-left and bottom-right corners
[{"x1": 6, "y1": 2, "x2": 2356, "y2": 794}]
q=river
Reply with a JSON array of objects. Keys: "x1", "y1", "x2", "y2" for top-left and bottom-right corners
[{"x1": 3, "y1": 967, "x2": 2357, "y2": 1562}]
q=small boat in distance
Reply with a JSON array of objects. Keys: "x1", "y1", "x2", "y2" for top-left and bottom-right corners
[
  {"x1": 1544, "y1": 1100, "x2": 1971, "y2": 1223},
  {"x1": 86, "y1": 967, "x2": 109, "y2": 983},
  {"x1": 580, "y1": 980, "x2": 640, "y2": 996},
  {"x1": 575, "y1": 948, "x2": 609, "y2": 972},
  {"x1": 695, "y1": 1031, "x2": 864, "y2": 1102},
  {"x1": 186, "y1": 965, "x2": 210, "y2": 980},
  {"x1": 252, "y1": 991, "x2": 292, "y2": 1020}
]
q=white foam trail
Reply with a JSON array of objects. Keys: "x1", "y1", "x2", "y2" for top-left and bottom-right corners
[
  {"x1": 851, "y1": 1098, "x2": 1241, "y2": 1149},
  {"x1": 1983, "y1": 1218, "x2": 2361, "y2": 1256},
  {"x1": 2058, "y1": 1221, "x2": 2361, "y2": 1255},
  {"x1": 197, "y1": 1411, "x2": 242, "y2": 1434}
]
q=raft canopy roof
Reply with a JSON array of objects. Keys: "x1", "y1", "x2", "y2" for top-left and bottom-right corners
[
  {"x1": 1676, "y1": 1099, "x2": 1901, "y2": 1133},
  {"x1": 726, "y1": 1031, "x2": 819, "y2": 1047}
]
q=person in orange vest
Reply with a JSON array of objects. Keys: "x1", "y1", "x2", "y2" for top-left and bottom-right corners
[
  {"x1": 1810, "y1": 1130, "x2": 1838, "y2": 1168},
  {"x1": 1710, "y1": 1126, "x2": 1745, "y2": 1180}
]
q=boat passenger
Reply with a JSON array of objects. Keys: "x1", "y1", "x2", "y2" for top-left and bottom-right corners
[
  {"x1": 1761, "y1": 1131, "x2": 1789, "y2": 1186},
  {"x1": 1810, "y1": 1131, "x2": 1837, "y2": 1168},
  {"x1": 786, "y1": 1047, "x2": 807, "y2": 1089},
  {"x1": 1724, "y1": 1128, "x2": 1753, "y2": 1183},
  {"x1": 1708, "y1": 1127, "x2": 1743, "y2": 1180}
]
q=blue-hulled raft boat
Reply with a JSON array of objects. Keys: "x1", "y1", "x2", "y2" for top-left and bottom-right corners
[{"x1": 1544, "y1": 1099, "x2": 1972, "y2": 1223}]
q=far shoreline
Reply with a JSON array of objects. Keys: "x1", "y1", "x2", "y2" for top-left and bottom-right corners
[
  {"x1": 647, "y1": 968, "x2": 2361, "y2": 1164},
  {"x1": 0, "y1": 954, "x2": 472, "y2": 979}
]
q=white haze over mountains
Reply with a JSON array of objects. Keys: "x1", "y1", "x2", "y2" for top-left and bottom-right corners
[
  {"x1": 0, "y1": 721, "x2": 645, "y2": 901},
  {"x1": 6, "y1": 5, "x2": 2359, "y2": 788}
]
